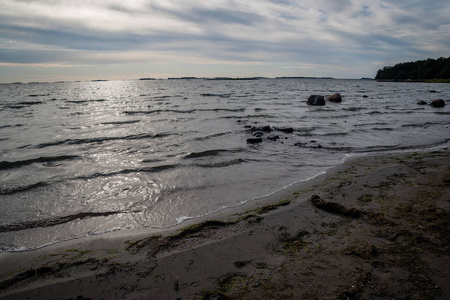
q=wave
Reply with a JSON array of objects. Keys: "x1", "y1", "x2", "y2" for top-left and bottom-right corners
[
  {"x1": 64, "y1": 164, "x2": 179, "y2": 180},
  {"x1": 5, "y1": 105, "x2": 26, "y2": 109},
  {"x1": 35, "y1": 132, "x2": 170, "y2": 149},
  {"x1": 313, "y1": 131, "x2": 349, "y2": 137},
  {"x1": 0, "y1": 124, "x2": 24, "y2": 129},
  {"x1": 124, "y1": 109, "x2": 195, "y2": 115},
  {"x1": 401, "y1": 122, "x2": 450, "y2": 128},
  {"x1": 354, "y1": 122, "x2": 388, "y2": 127},
  {"x1": 0, "y1": 182, "x2": 50, "y2": 195},
  {"x1": 150, "y1": 95, "x2": 184, "y2": 99},
  {"x1": 197, "y1": 108, "x2": 246, "y2": 112},
  {"x1": 372, "y1": 127, "x2": 395, "y2": 131},
  {"x1": 296, "y1": 138, "x2": 450, "y2": 153},
  {"x1": 0, "y1": 210, "x2": 129, "y2": 233},
  {"x1": 17, "y1": 101, "x2": 44, "y2": 106},
  {"x1": 193, "y1": 132, "x2": 233, "y2": 141},
  {"x1": 66, "y1": 99, "x2": 106, "y2": 104},
  {"x1": 196, "y1": 159, "x2": 246, "y2": 168},
  {"x1": 27, "y1": 94, "x2": 49, "y2": 97},
  {"x1": 221, "y1": 114, "x2": 277, "y2": 119},
  {"x1": 123, "y1": 108, "x2": 245, "y2": 115},
  {"x1": 0, "y1": 164, "x2": 179, "y2": 195},
  {"x1": 184, "y1": 148, "x2": 243, "y2": 159},
  {"x1": 100, "y1": 120, "x2": 141, "y2": 125},
  {"x1": 342, "y1": 107, "x2": 363, "y2": 112},
  {"x1": 0, "y1": 155, "x2": 80, "y2": 170},
  {"x1": 200, "y1": 93, "x2": 231, "y2": 98}
]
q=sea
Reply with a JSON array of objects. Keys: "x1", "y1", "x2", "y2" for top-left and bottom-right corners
[{"x1": 1, "y1": 78, "x2": 449, "y2": 252}]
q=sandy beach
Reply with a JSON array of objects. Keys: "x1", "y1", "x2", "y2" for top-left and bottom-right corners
[{"x1": 0, "y1": 149, "x2": 449, "y2": 299}]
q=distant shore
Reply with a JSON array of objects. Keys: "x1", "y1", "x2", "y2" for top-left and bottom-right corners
[
  {"x1": 376, "y1": 79, "x2": 450, "y2": 83},
  {"x1": 1, "y1": 149, "x2": 449, "y2": 299}
]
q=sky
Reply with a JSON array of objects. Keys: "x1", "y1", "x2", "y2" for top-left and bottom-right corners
[{"x1": 0, "y1": 0, "x2": 449, "y2": 83}]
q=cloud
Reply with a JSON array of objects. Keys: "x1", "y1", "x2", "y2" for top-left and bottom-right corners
[{"x1": 0, "y1": 0, "x2": 449, "y2": 81}]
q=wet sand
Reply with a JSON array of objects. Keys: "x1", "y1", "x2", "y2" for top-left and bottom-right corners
[{"x1": 1, "y1": 150, "x2": 449, "y2": 299}]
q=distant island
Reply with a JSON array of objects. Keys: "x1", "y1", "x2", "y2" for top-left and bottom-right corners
[
  {"x1": 375, "y1": 56, "x2": 450, "y2": 82},
  {"x1": 276, "y1": 76, "x2": 334, "y2": 79},
  {"x1": 139, "y1": 76, "x2": 336, "y2": 81}
]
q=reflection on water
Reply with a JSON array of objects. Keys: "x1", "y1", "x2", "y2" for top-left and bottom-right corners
[{"x1": 0, "y1": 79, "x2": 449, "y2": 251}]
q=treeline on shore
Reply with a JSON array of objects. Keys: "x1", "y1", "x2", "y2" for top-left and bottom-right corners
[{"x1": 375, "y1": 57, "x2": 450, "y2": 82}]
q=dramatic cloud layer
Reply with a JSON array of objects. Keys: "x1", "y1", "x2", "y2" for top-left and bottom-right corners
[{"x1": 0, "y1": 0, "x2": 449, "y2": 82}]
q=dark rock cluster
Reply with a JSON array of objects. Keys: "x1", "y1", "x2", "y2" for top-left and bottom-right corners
[
  {"x1": 417, "y1": 99, "x2": 446, "y2": 107},
  {"x1": 243, "y1": 124, "x2": 294, "y2": 144},
  {"x1": 307, "y1": 93, "x2": 342, "y2": 106},
  {"x1": 242, "y1": 92, "x2": 447, "y2": 145}
]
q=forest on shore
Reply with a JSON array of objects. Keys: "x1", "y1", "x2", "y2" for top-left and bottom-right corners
[{"x1": 375, "y1": 57, "x2": 450, "y2": 82}]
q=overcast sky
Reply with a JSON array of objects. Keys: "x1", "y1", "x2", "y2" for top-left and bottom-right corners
[{"x1": 0, "y1": 0, "x2": 449, "y2": 82}]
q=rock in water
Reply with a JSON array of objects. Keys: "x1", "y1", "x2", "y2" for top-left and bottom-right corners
[
  {"x1": 277, "y1": 127, "x2": 294, "y2": 133},
  {"x1": 430, "y1": 99, "x2": 445, "y2": 107},
  {"x1": 251, "y1": 125, "x2": 272, "y2": 132},
  {"x1": 247, "y1": 138, "x2": 263, "y2": 144},
  {"x1": 417, "y1": 100, "x2": 428, "y2": 105},
  {"x1": 268, "y1": 134, "x2": 280, "y2": 141},
  {"x1": 307, "y1": 95, "x2": 325, "y2": 106},
  {"x1": 325, "y1": 93, "x2": 342, "y2": 103},
  {"x1": 252, "y1": 131, "x2": 264, "y2": 137}
]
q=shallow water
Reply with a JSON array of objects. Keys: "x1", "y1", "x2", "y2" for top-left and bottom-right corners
[{"x1": 1, "y1": 79, "x2": 449, "y2": 251}]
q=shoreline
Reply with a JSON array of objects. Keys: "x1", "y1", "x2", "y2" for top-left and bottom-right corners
[{"x1": 1, "y1": 149, "x2": 449, "y2": 299}]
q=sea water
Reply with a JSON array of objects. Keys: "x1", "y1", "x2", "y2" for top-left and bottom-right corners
[{"x1": 1, "y1": 78, "x2": 449, "y2": 251}]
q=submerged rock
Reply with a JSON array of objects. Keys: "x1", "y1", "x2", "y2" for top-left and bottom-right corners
[
  {"x1": 417, "y1": 100, "x2": 428, "y2": 105},
  {"x1": 430, "y1": 99, "x2": 445, "y2": 107},
  {"x1": 247, "y1": 138, "x2": 263, "y2": 144},
  {"x1": 252, "y1": 131, "x2": 264, "y2": 137},
  {"x1": 277, "y1": 127, "x2": 294, "y2": 133},
  {"x1": 325, "y1": 93, "x2": 342, "y2": 103},
  {"x1": 251, "y1": 125, "x2": 272, "y2": 132},
  {"x1": 307, "y1": 95, "x2": 325, "y2": 106}
]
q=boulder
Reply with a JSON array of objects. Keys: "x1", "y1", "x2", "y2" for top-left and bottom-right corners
[
  {"x1": 325, "y1": 93, "x2": 342, "y2": 103},
  {"x1": 417, "y1": 100, "x2": 428, "y2": 105},
  {"x1": 430, "y1": 99, "x2": 445, "y2": 107},
  {"x1": 307, "y1": 95, "x2": 325, "y2": 106}
]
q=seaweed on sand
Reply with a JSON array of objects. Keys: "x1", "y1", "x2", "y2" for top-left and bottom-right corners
[{"x1": 310, "y1": 195, "x2": 364, "y2": 218}]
